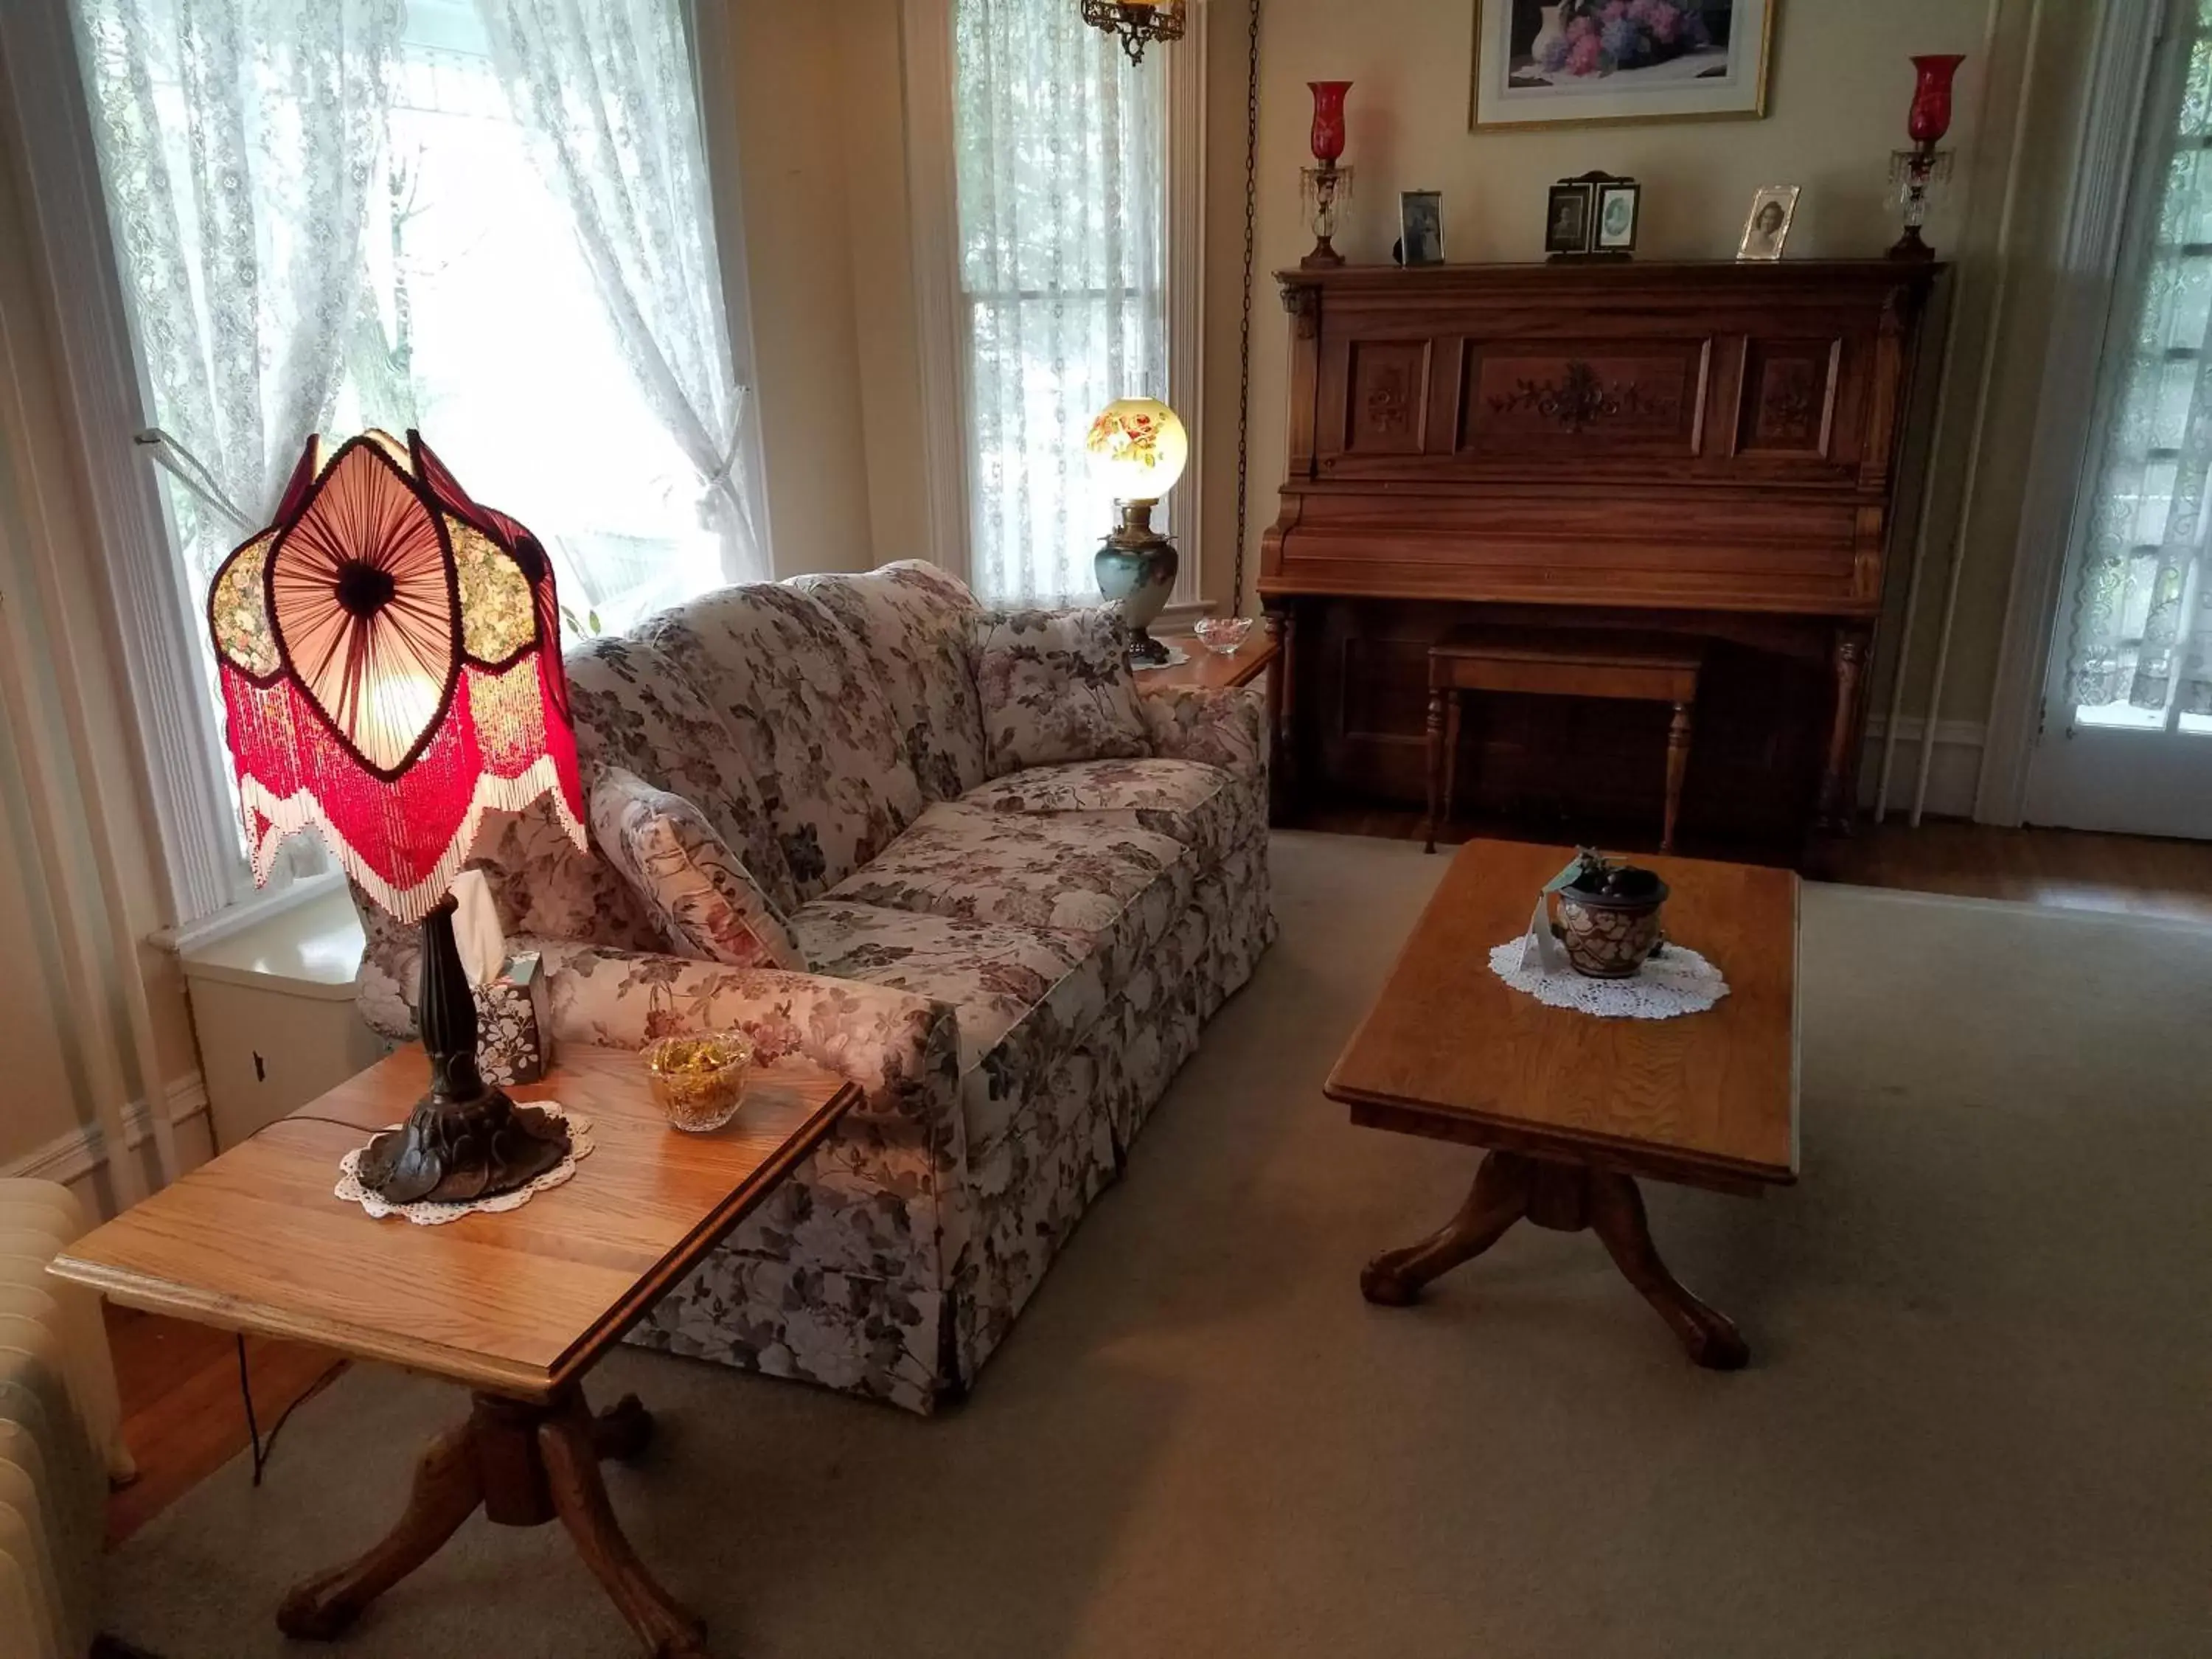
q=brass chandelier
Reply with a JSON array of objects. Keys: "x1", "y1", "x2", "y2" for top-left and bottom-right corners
[{"x1": 1081, "y1": 0, "x2": 1186, "y2": 64}]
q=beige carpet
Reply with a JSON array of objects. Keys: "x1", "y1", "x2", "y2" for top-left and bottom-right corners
[{"x1": 107, "y1": 832, "x2": 2212, "y2": 1658}]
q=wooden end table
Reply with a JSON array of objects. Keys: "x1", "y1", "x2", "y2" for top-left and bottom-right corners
[
  {"x1": 52, "y1": 1045, "x2": 856, "y2": 1658},
  {"x1": 1424, "y1": 625, "x2": 1704, "y2": 854},
  {"x1": 1326, "y1": 839, "x2": 1797, "y2": 1368}
]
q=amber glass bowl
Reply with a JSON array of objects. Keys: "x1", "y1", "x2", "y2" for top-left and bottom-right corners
[{"x1": 643, "y1": 1032, "x2": 754, "y2": 1133}]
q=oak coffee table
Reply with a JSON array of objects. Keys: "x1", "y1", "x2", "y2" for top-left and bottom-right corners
[
  {"x1": 1326, "y1": 839, "x2": 1798, "y2": 1368},
  {"x1": 52, "y1": 1044, "x2": 856, "y2": 1658}
]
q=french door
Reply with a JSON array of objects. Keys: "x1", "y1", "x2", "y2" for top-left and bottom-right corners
[{"x1": 2025, "y1": 0, "x2": 2212, "y2": 838}]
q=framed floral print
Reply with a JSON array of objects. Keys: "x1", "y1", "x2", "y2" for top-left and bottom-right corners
[{"x1": 1470, "y1": 0, "x2": 1777, "y2": 132}]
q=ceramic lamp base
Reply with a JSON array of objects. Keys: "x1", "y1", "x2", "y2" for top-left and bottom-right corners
[
  {"x1": 355, "y1": 897, "x2": 571, "y2": 1206},
  {"x1": 1096, "y1": 500, "x2": 1180, "y2": 668}
]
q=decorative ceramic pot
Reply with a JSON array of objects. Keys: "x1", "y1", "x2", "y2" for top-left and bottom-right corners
[
  {"x1": 1552, "y1": 866, "x2": 1669, "y2": 979},
  {"x1": 1095, "y1": 535, "x2": 1179, "y2": 663}
]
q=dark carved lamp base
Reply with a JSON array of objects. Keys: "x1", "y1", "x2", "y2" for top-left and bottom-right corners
[{"x1": 356, "y1": 894, "x2": 571, "y2": 1206}]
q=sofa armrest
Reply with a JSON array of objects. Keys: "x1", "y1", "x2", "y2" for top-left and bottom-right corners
[
  {"x1": 532, "y1": 942, "x2": 964, "y2": 1142},
  {"x1": 1138, "y1": 681, "x2": 1269, "y2": 783},
  {"x1": 357, "y1": 927, "x2": 964, "y2": 1149}
]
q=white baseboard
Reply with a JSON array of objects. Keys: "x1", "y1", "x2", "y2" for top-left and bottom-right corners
[
  {"x1": 1, "y1": 1072, "x2": 209, "y2": 1189},
  {"x1": 1860, "y1": 716, "x2": 1987, "y2": 821}
]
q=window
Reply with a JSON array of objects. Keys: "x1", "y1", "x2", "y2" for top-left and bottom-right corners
[
  {"x1": 947, "y1": 0, "x2": 1185, "y2": 609},
  {"x1": 63, "y1": 0, "x2": 759, "y2": 886},
  {"x1": 2065, "y1": 0, "x2": 2212, "y2": 736}
]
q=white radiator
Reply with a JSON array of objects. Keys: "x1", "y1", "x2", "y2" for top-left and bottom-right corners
[{"x1": 0, "y1": 1178, "x2": 131, "y2": 1659}]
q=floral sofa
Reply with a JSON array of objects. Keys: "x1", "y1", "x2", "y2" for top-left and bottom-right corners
[{"x1": 355, "y1": 560, "x2": 1273, "y2": 1413}]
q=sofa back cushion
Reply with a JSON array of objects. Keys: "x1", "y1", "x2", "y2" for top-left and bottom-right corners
[
  {"x1": 638, "y1": 583, "x2": 924, "y2": 900},
  {"x1": 793, "y1": 561, "x2": 990, "y2": 804},
  {"x1": 566, "y1": 633, "x2": 801, "y2": 915}
]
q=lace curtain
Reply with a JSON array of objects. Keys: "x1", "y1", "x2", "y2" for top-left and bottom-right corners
[
  {"x1": 480, "y1": 0, "x2": 762, "y2": 584},
  {"x1": 70, "y1": 0, "x2": 400, "y2": 585},
  {"x1": 953, "y1": 0, "x2": 1169, "y2": 608},
  {"x1": 2069, "y1": 5, "x2": 2212, "y2": 731}
]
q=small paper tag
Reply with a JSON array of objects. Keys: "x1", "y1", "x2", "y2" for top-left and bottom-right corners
[{"x1": 1520, "y1": 896, "x2": 1569, "y2": 975}]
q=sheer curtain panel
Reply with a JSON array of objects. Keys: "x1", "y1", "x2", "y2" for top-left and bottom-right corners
[
  {"x1": 479, "y1": 0, "x2": 763, "y2": 585},
  {"x1": 70, "y1": 0, "x2": 400, "y2": 577},
  {"x1": 953, "y1": 0, "x2": 1169, "y2": 608}
]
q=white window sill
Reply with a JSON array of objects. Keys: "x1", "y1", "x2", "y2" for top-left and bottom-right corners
[{"x1": 150, "y1": 866, "x2": 348, "y2": 957}]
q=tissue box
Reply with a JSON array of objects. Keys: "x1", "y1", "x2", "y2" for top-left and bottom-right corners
[{"x1": 475, "y1": 952, "x2": 552, "y2": 1085}]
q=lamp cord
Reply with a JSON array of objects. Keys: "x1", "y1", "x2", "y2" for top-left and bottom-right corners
[
  {"x1": 1231, "y1": 0, "x2": 1262, "y2": 619},
  {"x1": 230, "y1": 1110, "x2": 375, "y2": 1485}
]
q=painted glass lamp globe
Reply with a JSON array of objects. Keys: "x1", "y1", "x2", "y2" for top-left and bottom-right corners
[{"x1": 1087, "y1": 397, "x2": 1189, "y2": 666}]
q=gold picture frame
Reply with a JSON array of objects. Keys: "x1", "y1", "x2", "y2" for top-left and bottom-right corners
[{"x1": 1470, "y1": 0, "x2": 1778, "y2": 133}]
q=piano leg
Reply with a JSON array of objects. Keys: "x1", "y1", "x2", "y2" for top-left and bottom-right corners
[
  {"x1": 1815, "y1": 625, "x2": 1871, "y2": 838},
  {"x1": 1266, "y1": 600, "x2": 1298, "y2": 824}
]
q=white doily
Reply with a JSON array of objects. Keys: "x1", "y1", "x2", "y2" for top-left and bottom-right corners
[
  {"x1": 334, "y1": 1102, "x2": 594, "y2": 1225},
  {"x1": 1487, "y1": 937, "x2": 1729, "y2": 1020}
]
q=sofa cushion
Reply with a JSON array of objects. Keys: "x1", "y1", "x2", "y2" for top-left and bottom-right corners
[
  {"x1": 957, "y1": 757, "x2": 1253, "y2": 872},
  {"x1": 822, "y1": 799, "x2": 1189, "y2": 973},
  {"x1": 792, "y1": 900, "x2": 1110, "y2": 1154},
  {"x1": 566, "y1": 633, "x2": 799, "y2": 915},
  {"x1": 971, "y1": 608, "x2": 1151, "y2": 775},
  {"x1": 793, "y1": 562, "x2": 990, "y2": 804},
  {"x1": 590, "y1": 768, "x2": 806, "y2": 971},
  {"x1": 638, "y1": 583, "x2": 924, "y2": 902}
]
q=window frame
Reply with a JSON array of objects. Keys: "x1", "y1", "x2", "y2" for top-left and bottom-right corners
[{"x1": 902, "y1": 0, "x2": 1209, "y2": 618}]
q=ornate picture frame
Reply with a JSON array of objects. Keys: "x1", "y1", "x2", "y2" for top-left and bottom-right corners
[
  {"x1": 1470, "y1": 0, "x2": 1777, "y2": 132},
  {"x1": 1737, "y1": 182, "x2": 1801, "y2": 260}
]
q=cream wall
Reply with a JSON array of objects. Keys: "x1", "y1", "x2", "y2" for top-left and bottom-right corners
[
  {"x1": 1200, "y1": 0, "x2": 2094, "y2": 741},
  {"x1": 715, "y1": 0, "x2": 930, "y2": 580}
]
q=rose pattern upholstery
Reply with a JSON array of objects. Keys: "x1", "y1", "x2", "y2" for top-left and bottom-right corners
[
  {"x1": 795, "y1": 562, "x2": 991, "y2": 804},
  {"x1": 352, "y1": 563, "x2": 1273, "y2": 1413},
  {"x1": 637, "y1": 584, "x2": 924, "y2": 900},
  {"x1": 958, "y1": 756, "x2": 1256, "y2": 872}
]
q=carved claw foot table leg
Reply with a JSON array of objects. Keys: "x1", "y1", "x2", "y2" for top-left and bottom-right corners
[
  {"x1": 279, "y1": 1385, "x2": 709, "y2": 1658},
  {"x1": 1362, "y1": 1151, "x2": 1751, "y2": 1369}
]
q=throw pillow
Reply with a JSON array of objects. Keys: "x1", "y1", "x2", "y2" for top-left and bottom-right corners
[
  {"x1": 971, "y1": 607, "x2": 1152, "y2": 775},
  {"x1": 589, "y1": 768, "x2": 807, "y2": 971}
]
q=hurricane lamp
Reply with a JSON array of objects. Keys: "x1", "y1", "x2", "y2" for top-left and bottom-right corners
[{"x1": 1086, "y1": 398, "x2": 1189, "y2": 665}]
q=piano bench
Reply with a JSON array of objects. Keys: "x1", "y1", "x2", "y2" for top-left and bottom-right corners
[{"x1": 1423, "y1": 625, "x2": 1706, "y2": 855}]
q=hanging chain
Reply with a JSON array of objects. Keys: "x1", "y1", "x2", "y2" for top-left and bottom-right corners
[{"x1": 1231, "y1": 0, "x2": 1261, "y2": 618}]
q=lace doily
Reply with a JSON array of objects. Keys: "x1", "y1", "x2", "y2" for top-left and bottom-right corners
[
  {"x1": 334, "y1": 1102, "x2": 594, "y2": 1225},
  {"x1": 1488, "y1": 937, "x2": 1729, "y2": 1020}
]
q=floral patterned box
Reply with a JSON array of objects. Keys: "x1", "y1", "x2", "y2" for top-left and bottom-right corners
[{"x1": 475, "y1": 952, "x2": 552, "y2": 1086}]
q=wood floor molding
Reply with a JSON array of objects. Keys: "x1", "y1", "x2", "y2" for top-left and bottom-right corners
[{"x1": 2, "y1": 1072, "x2": 209, "y2": 1191}]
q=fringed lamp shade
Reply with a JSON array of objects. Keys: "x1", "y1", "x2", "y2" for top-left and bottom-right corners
[{"x1": 208, "y1": 431, "x2": 585, "y2": 925}]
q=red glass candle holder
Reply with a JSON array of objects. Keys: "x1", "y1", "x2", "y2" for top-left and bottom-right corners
[
  {"x1": 1907, "y1": 54, "x2": 1964, "y2": 145},
  {"x1": 1308, "y1": 80, "x2": 1351, "y2": 164}
]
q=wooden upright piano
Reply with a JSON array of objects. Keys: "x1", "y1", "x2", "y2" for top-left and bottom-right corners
[{"x1": 1260, "y1": 260, "x2": 1938, "y2": 849}]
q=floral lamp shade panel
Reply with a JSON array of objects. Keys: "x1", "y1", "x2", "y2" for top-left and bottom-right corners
[
  {"x1": 208, "y1": 431, "x2": 585, "y2": 924},
  {"x1": 1085, "y1": 398, "x2": 1189, "y2": 504}
]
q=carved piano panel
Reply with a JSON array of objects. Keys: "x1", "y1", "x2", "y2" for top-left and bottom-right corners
[
  {"x1": 1461, "y1": 341, "x2": 1709, "y2": 460},
  {"x1": 1261, "y1": 260, "x2": 1938, "y2": 847}
]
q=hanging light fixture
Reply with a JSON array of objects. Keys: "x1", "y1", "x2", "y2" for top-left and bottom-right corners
[{"x1": 1081, "y1": 0, "x2": 1186, "y2": 65}]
